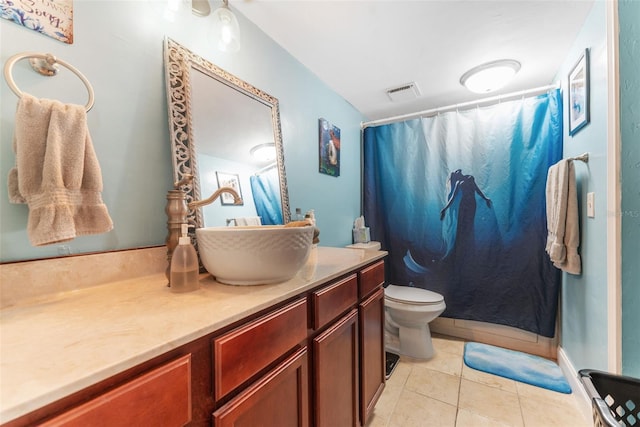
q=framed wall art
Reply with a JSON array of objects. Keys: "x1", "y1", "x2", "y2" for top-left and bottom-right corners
[
  {"x1": 568, "y1": 48, "x2": 590, "y2": 136},
  {"x1": 0, "y1": 0, "x2": 74, "y2": 44},
  {"x1": 216, "y1": 172, "x2": 243, "y2": 206},
  {"x1": 319, "y1": 118, "x2": 340, "y2": 177}
]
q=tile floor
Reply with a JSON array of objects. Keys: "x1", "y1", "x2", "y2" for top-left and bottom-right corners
[{"x1": 366, "y1": 335, "x2": 592, "y2": 427}]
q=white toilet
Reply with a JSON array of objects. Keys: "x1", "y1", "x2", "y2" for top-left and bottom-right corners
[{"x1": 384, "y1": 284, "x2": 446, "y2": 359}]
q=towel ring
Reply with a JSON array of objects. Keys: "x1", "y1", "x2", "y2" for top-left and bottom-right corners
[{"x1": 3, "y1": 52, "x2": 95, "y2": 112}]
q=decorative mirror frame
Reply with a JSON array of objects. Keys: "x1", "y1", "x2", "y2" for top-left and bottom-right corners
[{"x1": 163, "y1": 37, "x2": 291, "y2": 230}]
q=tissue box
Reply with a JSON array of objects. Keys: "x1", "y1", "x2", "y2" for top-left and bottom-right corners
[{"x1": 353, "y1": 227, "x2": 370, "y2": 244}]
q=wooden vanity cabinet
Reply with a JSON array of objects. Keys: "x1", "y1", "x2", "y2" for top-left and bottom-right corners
[
  {"x1": 358, "y1": 261, "x2": 386, "y2": 425},
  {"x1": 4, "y1": 258, "x2": 386, "y2": 427},
  {"x1": 214, "y1": 262, "x2": 386, "y2": 427}
]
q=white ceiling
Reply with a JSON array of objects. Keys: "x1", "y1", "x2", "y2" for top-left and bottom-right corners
[{"x1": 232, "y1": 0, "x2": 595, "y2": 122}]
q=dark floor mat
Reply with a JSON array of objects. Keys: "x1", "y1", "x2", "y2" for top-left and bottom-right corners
[{"x1": 386, "y1": 351, "x2": 400, "y2": 379}]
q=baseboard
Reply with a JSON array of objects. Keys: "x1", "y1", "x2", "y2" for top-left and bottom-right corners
[
  {"x1": 430, "y1": 317, "x2": 557, "y2": 359},
  {"x1": 557, "y1": 346, "x2": 593, "y2": 424}
]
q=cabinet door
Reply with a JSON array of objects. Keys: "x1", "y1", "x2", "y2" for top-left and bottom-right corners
[
  {"x1": 359, "y1": 287, "x2": 385, "y2": 426},
  {"x1": 40, "y1": 355, "x2": 192, "y2": 427},
  {"x1": 313, "y1": 309, "x2": 359, "y2": 427},
  {"x1": 213, "y1": 347, "x2": 309, "y2": 427}
]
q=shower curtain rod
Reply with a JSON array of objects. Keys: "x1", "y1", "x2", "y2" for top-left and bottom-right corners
[{"x1": 361, "y1": 82, "x2": 560, "y2": 129}]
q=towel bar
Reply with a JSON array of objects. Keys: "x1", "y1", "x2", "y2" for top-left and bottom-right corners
[{"x1": 3, "y1": 52, "x2": 95, "y2": 112}]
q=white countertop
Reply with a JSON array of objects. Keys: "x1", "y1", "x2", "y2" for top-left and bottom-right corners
[{"x1": 0, "y1": 247, "x2": 386, "y2": 424}]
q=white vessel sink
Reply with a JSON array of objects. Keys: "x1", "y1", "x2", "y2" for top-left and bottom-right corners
[{"x1": 195, "y1": 225, "x2": 315, "y2": 285}]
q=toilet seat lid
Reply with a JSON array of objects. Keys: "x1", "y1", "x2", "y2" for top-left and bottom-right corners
[{"x1": 385, "y1": 284, "x2": 444, "y2": 304}]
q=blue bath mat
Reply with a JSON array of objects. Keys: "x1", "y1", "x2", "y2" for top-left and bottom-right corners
[{"x1": 464, "y1": 342, "x2": 571, "y2": 394}]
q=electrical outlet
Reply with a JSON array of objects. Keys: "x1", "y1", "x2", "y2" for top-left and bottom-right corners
[{"x1": 587, "y1": 192, "x2": 595, "y2": 218}]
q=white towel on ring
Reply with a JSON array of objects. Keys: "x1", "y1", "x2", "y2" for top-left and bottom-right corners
[{"x1": 7, "y1": 93, "x2": 113, "y2": 246}]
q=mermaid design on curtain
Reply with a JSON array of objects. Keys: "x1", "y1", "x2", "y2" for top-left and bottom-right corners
[{"x1": 363, "y1": 90, "x2": 563, "y2": 337}]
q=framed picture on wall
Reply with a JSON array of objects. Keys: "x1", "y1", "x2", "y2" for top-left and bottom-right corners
[
  {"x1": 568, "y1": 48, "x2": 590, "y2": 136},
  {"x1": 1, "y1": 0, "x2": 74, "y2": 44},
  {"x1": 215, "y1": 172, "x2": 243, "y2": 206},
  {"x1": 318, "y1": 118, "x2": 340, "y2": 177}
]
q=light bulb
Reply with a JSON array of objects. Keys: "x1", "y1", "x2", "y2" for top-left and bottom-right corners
[{"x1": 211, "y1": 4, "x2": 240, "y2": 52}]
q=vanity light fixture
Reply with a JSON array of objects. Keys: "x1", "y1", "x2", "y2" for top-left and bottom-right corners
[
  {"x1": 250, "y1": 143, "x2": 276, "y2": 163},
  {"x1": 191, "y1": 0, "x2": 211, "y2": 17},
  {"x1": 460, "y1": 59, "x2": 521, "y2": 94},
  {"x1": 211, "y1": 0, "x2": 241, "y2": 53}
]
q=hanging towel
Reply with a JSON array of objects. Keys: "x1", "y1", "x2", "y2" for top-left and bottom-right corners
[
  {"x1": 545, "y1": 159, "x2": 581, "y2": 274},
  {"x1": 234, "y1": 217, "x2": 262, "y2": 226},
  {"x1": 7, "y1": 93, "x2": 113, "y2": 246}
]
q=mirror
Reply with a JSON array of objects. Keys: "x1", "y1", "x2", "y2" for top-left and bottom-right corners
[{"x1": 164, "y1": 37, "x2": 290, "y2": 231}]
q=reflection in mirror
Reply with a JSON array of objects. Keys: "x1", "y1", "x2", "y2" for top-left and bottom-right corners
[{"x1": 164, "y1": 38, "x2": 290, "y2": 233}]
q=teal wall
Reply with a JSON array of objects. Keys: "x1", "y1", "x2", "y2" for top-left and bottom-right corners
[
  {"x1": 556, "y1": 0, "x2": 640, "y2": 377},
  {"x1": 0, "y1": 1, "x2": 364, "y2": 262},
  {"x1": 555, "y1": 1, "x2": 610, "y2": 372},
  {"x1": 619, "y1": 0, "x2": 640, "y2": 378}
]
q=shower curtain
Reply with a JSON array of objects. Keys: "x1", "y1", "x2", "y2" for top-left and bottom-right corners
[
  {"x1": 363, "y1": 90, "x2": 562, "y2": 337},
  {"x1": 250, "y1": 167, "x2": 283, "y2": 225}
]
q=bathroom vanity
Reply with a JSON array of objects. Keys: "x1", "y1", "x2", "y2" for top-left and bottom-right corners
[{"x1": 0, "y1": 247, "x2": 386, "y2": 427}]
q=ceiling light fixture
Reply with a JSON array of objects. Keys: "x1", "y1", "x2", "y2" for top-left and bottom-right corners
[
  {"x1": 211, "y1": 0, "x2": 241, "y2": 53},
  {"x1": 460, "y1": 59, "x2": 521, "y2": 94},
  {"x1": 250, "y1": 143, "x2": 276, "y2": 163}
]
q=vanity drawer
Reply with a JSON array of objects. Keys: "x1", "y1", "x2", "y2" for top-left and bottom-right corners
[
  {"x1": 359, "y1": 261, "x2": 385, "y2": 299},
  {"x1": 213, "y1": 298, "x2": 308, "y2": 401},
  {"x1": 312, "y1": 274, "x2": 357, "y2": 330},
  {"x1": 40, "y1": 354, "x2": 192, "y2": 426}
]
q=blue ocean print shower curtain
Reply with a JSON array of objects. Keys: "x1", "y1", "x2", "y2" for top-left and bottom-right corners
[
  {"x1": 363, "y1": 90, "x2": 563, "y2": 337},
  {"x1": 250, "y1": 167, "x2": 283, "y2": 225}
]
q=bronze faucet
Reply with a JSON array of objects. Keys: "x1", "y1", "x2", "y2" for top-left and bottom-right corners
[{"x1": 165, "y1": 174, "x2": 242, "y2": 281}]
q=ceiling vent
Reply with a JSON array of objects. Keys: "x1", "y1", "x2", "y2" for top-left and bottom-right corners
[{"x1": 386, "y1": 82, "x2": 421, "y2": 102}]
